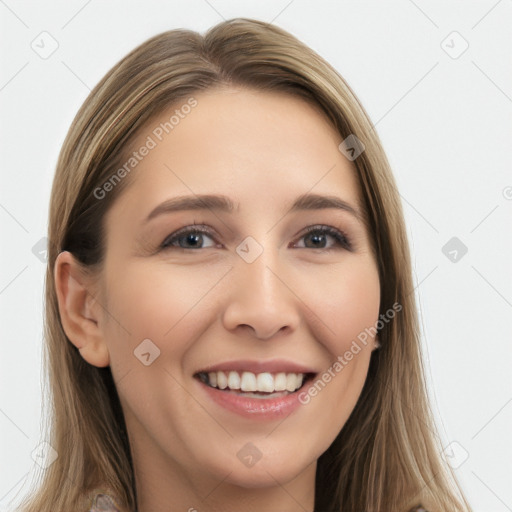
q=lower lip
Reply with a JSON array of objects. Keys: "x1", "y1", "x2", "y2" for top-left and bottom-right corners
[{"x1": 196, "y1": 377, "x2": 313, "y2": 420}]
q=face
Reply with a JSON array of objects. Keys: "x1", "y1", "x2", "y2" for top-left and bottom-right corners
[{"x1": 93, "y1": 87, "x2": 380, "y2": 494}]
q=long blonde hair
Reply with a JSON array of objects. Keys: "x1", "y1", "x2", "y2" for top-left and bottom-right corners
[{"x1": 18, "y1": 18, "x2": 472, "y2": 512}]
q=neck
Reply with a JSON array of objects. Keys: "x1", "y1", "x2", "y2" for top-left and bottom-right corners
[
  {"x1": 129, "y1": 429, "x2": 316, "y2": 512},
  {"x1": 135, "y1": 471, "x2": 316, "y2": 512}
]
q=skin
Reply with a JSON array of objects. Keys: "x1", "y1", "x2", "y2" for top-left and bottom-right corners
[{"x1": 55, "y1": 86, "x2": 381, "y2": 512}]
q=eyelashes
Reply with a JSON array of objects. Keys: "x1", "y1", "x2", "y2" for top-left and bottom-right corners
[
  {"x1": 159, "y1": 224, "x2": 353, "y2": 252},
  {"x1": 295, "y1": 225, "x2": 352, "y2": 251},
  {"x1": 161, "y1": 225, "x2": 218, "y2": 251}
]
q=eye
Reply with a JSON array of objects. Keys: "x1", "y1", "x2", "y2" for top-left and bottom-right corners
[
  {"x1": 160, "y1": 225, "x2": 217, "y2": 250},
  {"x1": 293, "y1": 225, "x2": 352, "y2": 251},
  {"x1": 159, "y1": 224, "x2": 352, "y2": 251}
]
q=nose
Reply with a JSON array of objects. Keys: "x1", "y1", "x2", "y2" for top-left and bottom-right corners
[{"x1": 221, "y1": 246, "x2": 301, "y2": 340}]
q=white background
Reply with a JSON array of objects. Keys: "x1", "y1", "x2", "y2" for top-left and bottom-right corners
[{"x1": 1, "y1": 1, "x2": 511, "y2": 510}]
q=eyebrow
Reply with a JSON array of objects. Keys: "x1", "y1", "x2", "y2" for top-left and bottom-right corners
[{"x1": 144, "y1": 193, "x2": 363, "y2": 224}]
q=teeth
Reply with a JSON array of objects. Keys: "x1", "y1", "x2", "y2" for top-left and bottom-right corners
[
  {"x1": 200, "y1": 370, "x2": 307, "y2": 393},
  {"x1": 240, "y1": 371, "x2": 257, "y2": 391},
  {"x1": 274, "y1": 372, "x2": 287, "y2": 391},
  {"x1": 216, "y1": 371, "x2": 228, "y2": 390},
  {"x1": 227, "y1": 371, "x2": 241, "y2": 390},
  {"x1": 256, "y1": 372, "x2": 274, "y2": 392},
  {"x1": 286, "y1": 373, "x2": 299, "y2": 392}
]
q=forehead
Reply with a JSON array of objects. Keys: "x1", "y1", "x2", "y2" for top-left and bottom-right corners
[{"x1": 105, "y1": 86, "x2": 363, "y2": 224}]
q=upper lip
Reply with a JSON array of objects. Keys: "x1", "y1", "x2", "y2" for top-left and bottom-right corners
[{"x1": 194, "y1": 359, "x2": 318, "y2": 375}]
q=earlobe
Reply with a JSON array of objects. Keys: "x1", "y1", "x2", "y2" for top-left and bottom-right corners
[{"x1": 54, "y1": 251, "x2": 110, "y2": 368}]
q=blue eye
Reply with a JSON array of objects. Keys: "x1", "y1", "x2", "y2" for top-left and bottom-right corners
[
  {"x1": 161, "y1": 226, "x2": 217, "y2": 250},
  {"x1": 296, "y1": 225, "x2": 352, "y2": 251},
  {"x1": 160, "y1": 224, "x2": 352, "y2": 251}
]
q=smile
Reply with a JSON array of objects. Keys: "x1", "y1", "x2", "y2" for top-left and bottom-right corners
[
  {"x1": 196, "y1": 370, "x2": 315, "y2": 394},
  {"x1": 194, "y1": 366, "x2": 317, "y2": 419}
]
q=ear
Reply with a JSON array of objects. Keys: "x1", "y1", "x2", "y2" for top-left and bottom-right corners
[{"x1": 54, "y1": 251, "x2": 110, "y2": 368}]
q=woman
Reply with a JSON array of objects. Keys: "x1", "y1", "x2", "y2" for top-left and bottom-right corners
[{"x1": 18, "y1": 18, "x2": 472, "y2": 512}]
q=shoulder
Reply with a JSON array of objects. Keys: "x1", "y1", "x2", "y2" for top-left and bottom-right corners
[{"x1": 87, "y1": 491, "x2": 121, "y2": 512}]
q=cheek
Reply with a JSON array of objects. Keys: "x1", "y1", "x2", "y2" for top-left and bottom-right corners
[
  {"x1": 100, "y1": 261, "x2": 225, "y2": 429},
  {"x1": 299, "y1": 255, "x2": 381, "y2": 356},
  {"x1": 101, "y1": 260, "x2": 228, "y2": 362},
  {"x1": 295, "y1": 258, "x2": 380, "y2": 434}
]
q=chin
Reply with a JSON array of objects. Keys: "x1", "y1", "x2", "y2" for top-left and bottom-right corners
[
  {"x1": 222, "y1": 466, "x2": 300, "y2": 489},
  {"x1": 202, "y1": 449, "x2": 314, "y2": 489}
]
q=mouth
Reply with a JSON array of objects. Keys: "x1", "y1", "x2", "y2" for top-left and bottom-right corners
[{"x1": 194, "y1": 370, "x2": 317, "y2": 399}]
